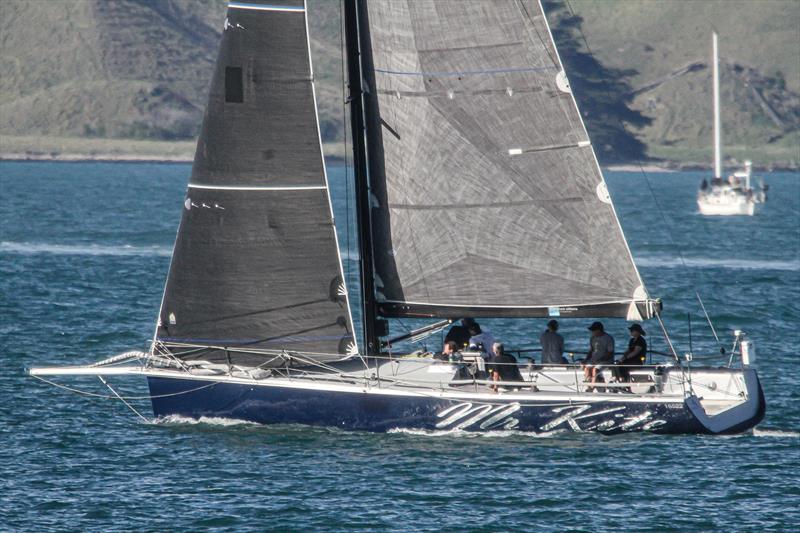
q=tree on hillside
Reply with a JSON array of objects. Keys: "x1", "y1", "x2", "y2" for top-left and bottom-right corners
[{"x1": 543, "y1": 1, "x2": 652, "y2": 163}]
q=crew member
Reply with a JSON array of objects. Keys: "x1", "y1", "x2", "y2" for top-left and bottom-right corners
[
  {"x1": 583, "y1": 321, "x2": 614, "y2": 391},
  {"x1": 467, "y1": 321, "x2": 497, "y2": 358},
  {"x1": 540, "y1": 319, "x2": 567, "y2": 364},
  {"x1": 438, "y1": 340, "x2": 462, "y2": 363},
  {"x1": 445, "y1": 318, "x2": 472, "y2": 349},
  {"x1": 488, "y1": 342, "x2": 524, "y2": 391},
  {"x1": 612, "y1": 324, "x2": 647, "y2": 390}
]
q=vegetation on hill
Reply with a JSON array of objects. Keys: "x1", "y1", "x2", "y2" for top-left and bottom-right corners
[
  {"x1": 0, "y1": 0, "x2": 797, "y2": 168},
  {"x1": 568, "y1": 0, "x2": 800, "y2": 167},
  {"x1": 543, "y1": 0, "x2": 652, "y2": 163}
]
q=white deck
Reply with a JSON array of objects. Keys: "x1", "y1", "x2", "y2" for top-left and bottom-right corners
[{"x1": 29, "y1": 357, "x2": 754, "y2": 411}]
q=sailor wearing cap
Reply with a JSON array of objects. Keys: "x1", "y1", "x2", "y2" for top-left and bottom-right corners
[
  {"x1": 612, "y1": 324, "x2": 648, "y2": 389},
  {"x1": 582, "y1": 321, "x2": 615, "y2": 390},
  {"x1": 540, "y1": 319, "x2": 567, "y2": 364}
]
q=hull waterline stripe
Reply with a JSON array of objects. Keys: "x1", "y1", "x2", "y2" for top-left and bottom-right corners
[
  {"x1": 228, "y1": 2, "x2": 305, "y2": 12},
  {"x1": 188, "y1": 184, "x2": 326, "y2": 191}
]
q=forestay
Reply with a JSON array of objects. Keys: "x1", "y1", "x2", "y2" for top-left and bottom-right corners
[
  {"x1": 155, "y1": 0, "x2": 356, "y2": 366},
  {"x1": 360, "y1": 0, "x2": 658, "y2": 319}
]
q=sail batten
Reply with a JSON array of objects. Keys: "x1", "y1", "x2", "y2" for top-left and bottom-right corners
[
  {"x1": 361, "y1": 0, "x2": 654, "y2": 319},
  {"x1": 154, "y1": 0, "x2": 356, "y2": 366}
]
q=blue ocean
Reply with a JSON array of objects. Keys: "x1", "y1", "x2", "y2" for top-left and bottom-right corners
[{"x1": 1, "y1": 161, "x2": 798, "y2": 531}]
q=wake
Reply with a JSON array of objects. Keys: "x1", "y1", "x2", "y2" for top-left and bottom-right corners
[
  {"x1": 151, "y1": 414, "x2": 260, "y2": 427},
  {"x1": 0, "y1": 241, "x2": 172, "y2": 257},
  {"x1": 752, "y1": 428, "x2": 799, "y2": 438}
]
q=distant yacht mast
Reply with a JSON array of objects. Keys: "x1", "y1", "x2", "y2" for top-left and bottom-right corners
[
  {"x1": 712, "y1": 31, "x2": 722, "y2": 180},
  {"x1": 697, "y1": 31, "x2": 766, "y2": 216}
]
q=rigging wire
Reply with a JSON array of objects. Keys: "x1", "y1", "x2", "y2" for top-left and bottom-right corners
[
  {"x1": 31, "y1": 374, "x2": 219, "y2": 401},
  {"x1": 695, "y1": 290, "x2": 722, "y2": 345},
  {"x1": 98, "y1": 376, "x2": 149, "y2": 423},
  {"x1": 339, "y1": 0, "x2": 353, "y2": 327},
  {"x1": 562, "y1": 0, "x2": 727, "y2": 357}
]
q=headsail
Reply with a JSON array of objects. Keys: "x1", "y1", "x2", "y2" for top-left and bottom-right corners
[
  {"x1": 154, "y1": 0, "x2": 356, "y2": 366},
  {"x1": 359, "y1": 0, "x2": 658, "y2": 319}
]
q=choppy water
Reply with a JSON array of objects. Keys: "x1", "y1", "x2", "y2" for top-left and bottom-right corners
[{"x1": 1, "y1": 161, "x2": 798, "y2": 531}]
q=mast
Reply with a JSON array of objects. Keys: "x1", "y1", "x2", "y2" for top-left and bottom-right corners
[
  {"x1": 712, "y1": 32, "x2": 722, "y2": 180},
  {"x1": 343, "y1": 0, "x2": 378, "y2": 355}
]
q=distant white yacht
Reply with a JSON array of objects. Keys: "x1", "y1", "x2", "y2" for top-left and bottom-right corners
[{"x1": 697, "y1": 32, "x2": 766, "y2": 216}]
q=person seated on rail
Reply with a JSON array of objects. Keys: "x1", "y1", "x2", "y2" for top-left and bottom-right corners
[
  {"x1": 467, "y1": 321, "x2": 497, "y2": 358},
  {"x1": 582, "y1": 321, "x2": 615, "y2": 392},
  {"x1": 445, "y1": 318, "x2": 473, "y2": 349},
  {"x1": 488, "y1": 342, "x2": 524, "y2": 392},
  {"x1": 612, "y1": 324, "x2": 647, "y2": 392},
  {"x1": 540, "y1": 319, "x2": 568, "y2": 364}
]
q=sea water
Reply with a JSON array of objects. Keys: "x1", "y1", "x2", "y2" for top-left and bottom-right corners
[{"x1": 1, "y1": 161, "x2": 798, "y2": 531}]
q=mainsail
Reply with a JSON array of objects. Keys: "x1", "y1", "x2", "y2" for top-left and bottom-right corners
[
  {"x1": 154, "y1": 0, "x2": 356, "y2": 366},
  {"x1": 358, "y1": 0, "x2": 658, "y2": 319}
]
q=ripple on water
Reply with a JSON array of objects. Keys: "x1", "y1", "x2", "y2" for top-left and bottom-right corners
[{"x1": 2, "y1": 164, "x2": 800, "y2": 531}]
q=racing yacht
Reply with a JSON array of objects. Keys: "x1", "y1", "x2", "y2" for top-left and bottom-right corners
[{"x1": 30, "y1": 1, "x2": 765, "y2": 435}]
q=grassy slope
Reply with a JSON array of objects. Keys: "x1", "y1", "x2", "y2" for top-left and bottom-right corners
[
  {"x1": 0, "y1": 0, "x2": 224, "y2": 143},
  {"x1": 569, "y1": 0, "x2": 800, "y2": 166},
  {"x1": 1, "y1": 0, "x2": 798, "y2": 166},
  {"x1": 0, "y1": 0, "x2": 345, "y2": 160}
]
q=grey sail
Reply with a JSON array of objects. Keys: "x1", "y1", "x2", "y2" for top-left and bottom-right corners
[
  {"x1": 155, "y1": 0, "x2": 356, "y2": 366},
  {"x1": 360, "y1": 0, "x2": 658, "y2": 320}
]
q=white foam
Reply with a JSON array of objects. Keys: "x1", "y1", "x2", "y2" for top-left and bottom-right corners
[
  {"x1": 635, "y1": 254, "x2": 799, "y2": 272},
  {"x1": 0, "y1": 241, "x2": 172, "y2": 257},
  {"x1": 753, "y1": 428, "x2": 799, "y2": 438},
  {"x1": 152, "y1": 414, "x2": 260, "y2": 427}
]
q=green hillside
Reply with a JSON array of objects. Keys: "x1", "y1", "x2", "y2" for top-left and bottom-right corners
[
  {"x1": 568, "y1": 0, "x2": 800, "y2": 167},
  {"x1": 0, "y1": 0, "x2": 223, "y2": 140},
  {"x1": 0, "y1": 0, "x2": 347, "y2": 157},
  {"x1": 1, "y1": 0, "x2": 798, "y2": 167}
]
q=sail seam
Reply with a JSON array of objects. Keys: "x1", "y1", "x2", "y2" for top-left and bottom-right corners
[
  {"x1": 187, "y1": 184, "x2": 326, "y2": 191},
  {"x1": 228, "y1": 2, "x2": 305, "y2": 12},
  {"x1": 377, "y1": 87, "x2": 546, "y2": 98},
  {"x1": 373, "y1": 65, "x2": 558, "y2": 77},
  {"x1": 387, "y1": 198, "x2": 582, "y2": 210}
]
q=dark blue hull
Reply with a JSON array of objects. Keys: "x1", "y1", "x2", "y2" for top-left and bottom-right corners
[{"x1": 146, "y1": 376, "x2": 765, "y2": 435}]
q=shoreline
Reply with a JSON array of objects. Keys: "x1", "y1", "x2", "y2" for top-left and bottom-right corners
[
  {"x1": 0, "y1": 152, "x2": 193, "y2": 164},
  {"x1": 0, "y1": 152, "x2": 796, "y2": 172},
  {"x1": 0, "y1": 151, "x2": 347, "y2": 165}
]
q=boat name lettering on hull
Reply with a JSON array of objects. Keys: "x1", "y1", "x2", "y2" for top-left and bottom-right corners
[{"x1": 436, "y1": 402, "x2": 521, "y2": 430}]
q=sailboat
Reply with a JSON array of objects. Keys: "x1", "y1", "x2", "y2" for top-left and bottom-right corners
[
  {"x1": 697, "y1": 32, "x2": 767, "y2": 216},
  {"x1": 30, "y1": 0, "x2": 765, "y2": 435}
]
